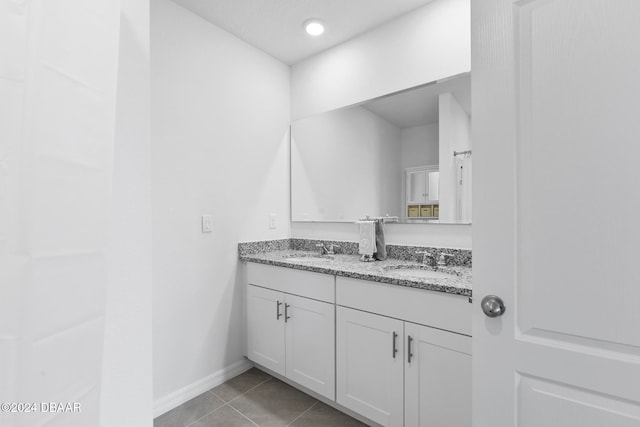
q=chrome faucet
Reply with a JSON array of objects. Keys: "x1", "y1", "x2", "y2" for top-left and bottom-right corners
[
  {"x1": 415, "y1": 251, "x2": 436, "y2": 266},
  {"x1": 437, "y1": 253, "x2": 455, "y2": 267},
  {"x1": 316, "y1": 243, "x2": 340, "y2": 255},
  {"x1": 316, "y1": 243, "x2": 329, "y2": 255}
]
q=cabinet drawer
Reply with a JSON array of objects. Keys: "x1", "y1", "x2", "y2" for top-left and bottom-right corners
[
  {"x1": 336, "y1": 277, "x2": 471, "y2": 336},
  {"x1": 246, "y1": 263, "x2": 335, "y2": 303}
]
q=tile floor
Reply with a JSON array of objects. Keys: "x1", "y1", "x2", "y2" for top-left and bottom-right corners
[{"x1": 154, "y1": 367, "x2": 368, "y2": 427}]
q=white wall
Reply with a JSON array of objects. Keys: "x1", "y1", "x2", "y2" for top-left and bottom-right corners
[
  {"x1": 151, "y1": 0, "x2": 291, "y2": 414},
  {"x1": 290, "y1": 221, "x2": 472, "y2": 249},
  {"x1": 291, "y1": 0, "x2": 471, "y2": 120},
  {"x1": 400, "y1": 123, "x2": 439, "y2": 221},
  {"x1": 101, "y1": 0, "x2": 153, "y2": 425},
  {"x1": 291, "y1": 106, "x2": 401, "y2": 221},
  {"x1": 439, "y1": 92, "x2": 471, "y2": 222},
  {"x1": 290, "y1": 0, "x2": 471, "y2": 248},
  {"x1": 0, "y1": 1, "x2": 121, "y2": 426},
  {"x1": 401, "y1": 123, "x2": 439, "y2": 171}
]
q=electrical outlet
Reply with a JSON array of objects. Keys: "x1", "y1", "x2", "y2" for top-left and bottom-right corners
[
  {"x1": 269, "y1": 213, "x2": 277, "y2": 229},
  {"x1": 202, "y1": 215, "x2": 213, "y2": 233}
]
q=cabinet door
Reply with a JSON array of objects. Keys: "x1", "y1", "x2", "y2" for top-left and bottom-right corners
[
  {"x1": 246, "y1": 285, "x2": 285, "y2": 375},
  {"x1": 406, "y1": 170, "x2": 426, "y2": 204},
  {"x1": 337, "y1": 307, "x2": 404, "y2": 427},
  {"x1": 405, "y1": 322, "x2": 471, "y2": 427},
  {"x1": 427, "y1": 170, "x2": 440, "y2": 203},
  {"x1": 285, "y1": 295, "x2": 335, "y2": 400}
]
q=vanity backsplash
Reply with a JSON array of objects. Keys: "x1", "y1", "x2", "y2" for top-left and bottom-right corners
[{"x1": 238, "y1": 238, "x2": 471, "y2": 267}]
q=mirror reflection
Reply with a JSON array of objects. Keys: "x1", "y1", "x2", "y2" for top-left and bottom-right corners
[{"x1": 291, "y1": 73, "x2": 471, "y2": 224}]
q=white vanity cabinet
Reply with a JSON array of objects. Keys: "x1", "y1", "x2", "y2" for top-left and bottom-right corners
[
  {"x1": 406, "y1": 165, "x2": 440, "y2": 220},
  {"x1": 406, "y1": 165, "x2": 440, "y2": 204},
  {"x1": 244, "y1": 262, "x2": 472, "y2": 426},
  {"x1": 245, "y1": 263, "x2": 335, "y2": 400},
  {"x1": 336, "y1": 277, "x2": 472, "y2": 427}
]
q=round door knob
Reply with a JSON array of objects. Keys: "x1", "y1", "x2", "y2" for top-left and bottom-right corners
[{"x1": 481, "y1": 295, "x2": 506, "y2": 318}]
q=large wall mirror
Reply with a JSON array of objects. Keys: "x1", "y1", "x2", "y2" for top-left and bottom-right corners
[{"x1": 291, "y1": 73, "x2": 472, "y2": 224}]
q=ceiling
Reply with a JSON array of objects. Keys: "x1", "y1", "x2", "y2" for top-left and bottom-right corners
[
  {"x1": 364, "y1": 73, "x2": 471, "y2": 129},
  {"x1": 171, "y1": 0, "x2": 435, "y2": 65}
]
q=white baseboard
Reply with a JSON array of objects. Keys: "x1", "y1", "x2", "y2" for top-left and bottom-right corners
[{"x1": 153, "y1": 358, "x2": 253, "y2": 418}]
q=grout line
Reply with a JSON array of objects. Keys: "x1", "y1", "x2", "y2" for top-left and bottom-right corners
[
  {"x1": 226, "y1": 376, "x2": 274, "y2": 405},
  {"x1": 184, "y1": 402, "x2": 226, "y2": 427},
  {"x1": 182, "y1": 372, "x2": 275, "y2": 427},
  {"x1": 227, "y1": 403, "x2": 260, "y2": 427},
  {"x1": 207, "y1": 389, "x2": 225, "y2": 402},
  {"x1": 285, "y1": 401, "x2": 319, "y2": 427}
]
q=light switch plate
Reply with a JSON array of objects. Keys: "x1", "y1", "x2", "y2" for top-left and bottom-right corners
[
  {"x1": 269, "y1": 213, "x2": 277, "y2": 229},
  {"x1": 202, "y1": 215, "x2": 213, "y2": 233}
]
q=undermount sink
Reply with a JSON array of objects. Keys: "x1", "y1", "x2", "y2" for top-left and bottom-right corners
[
  {"x1": 284, "y1": 253, "x2": 334, "y2": 262},
  {"x1": 384, "y1": 265, "x2": 460, "y2": 279}
]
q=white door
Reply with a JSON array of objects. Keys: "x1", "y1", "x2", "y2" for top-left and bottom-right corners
[
  {"x1": 473, "y1": 1, "x2": 640, "y2": 426},
  {"x1": 285, "y1": 295, "x2": 335, "y2": 400},
  {"x1": 246, "y1": 285, "x2": 285, "y2": 375},
  {"x1": 336, "y1": 307, "x2": 404, "y2": 427},
  {"x1": 405, "y1": 322, "x2": 471, "y2": 427}
]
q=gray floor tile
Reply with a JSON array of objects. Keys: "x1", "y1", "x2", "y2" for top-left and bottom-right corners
[
  {"x1": 154, "y1": 392, "x2": 224, "y2": 427},
  {"x1": 288, "y1": 402, "x2": 367, "y2": 427},
  {"x1": 211, "y1": 368, "x2": 272, "y2": 402},
  {"x1": 229, "y1": 378, "x2": 317, "y2": 427},
  {"x1": 188, "y1": 405, "x2": 257, "y2": 427}
]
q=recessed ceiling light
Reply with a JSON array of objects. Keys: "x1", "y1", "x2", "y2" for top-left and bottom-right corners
[{"x1": 303, "y1": 19, "x2": 325, "y2": 36}]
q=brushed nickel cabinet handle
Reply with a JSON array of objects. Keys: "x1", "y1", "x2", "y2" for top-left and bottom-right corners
[{"x1": 392, "y1": 331, "x2": 398, "y2": 358}]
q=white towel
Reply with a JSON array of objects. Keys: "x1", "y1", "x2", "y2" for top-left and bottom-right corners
[{"x1": 357, "y1": 221, "x2": 376, "y2": 256}]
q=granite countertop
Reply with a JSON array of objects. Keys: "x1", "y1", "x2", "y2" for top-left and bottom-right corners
[{"x1": 240, "y1": 249, "x2": 472, "y2": 297}]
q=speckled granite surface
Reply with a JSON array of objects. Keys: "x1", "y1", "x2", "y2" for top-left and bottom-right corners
[
  {"x1": 239, "y1": 239, "x2": 471, "y2": 265},
  {"x1": 238, "y1": 238, "x2": 291, "y2": 257},
  {"x1": 290, "y1": 238, "x2": 360, "y2": 255},
  {"x1": 238, "y1": 239, "x2": 472, "y2": 297}
]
